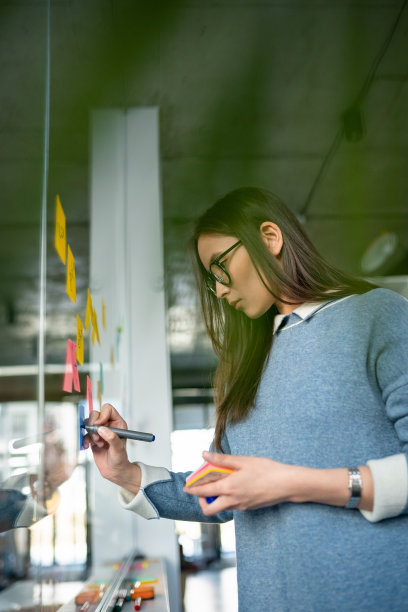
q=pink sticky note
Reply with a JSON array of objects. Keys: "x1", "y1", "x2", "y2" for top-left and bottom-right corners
[
  {"x1": 86, "y1": 375, "x2": 93, "y2": 412},
  {"x1": 62, "y1": 339, "x2": 74, "y2": 392},
  {"x1": 72, "y1": 341, "x2": 80, "y2": 392},
  {"x1": 62, "y1": 339, "x2": 80, "y2": 393}
]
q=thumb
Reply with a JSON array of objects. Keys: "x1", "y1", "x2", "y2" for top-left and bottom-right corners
[
  {"x1": 202, "y1": 450, "x2": 240, "y2": 469},
  {"x1": 96, "y1": 426, "x2": 125, "y2": 452}
]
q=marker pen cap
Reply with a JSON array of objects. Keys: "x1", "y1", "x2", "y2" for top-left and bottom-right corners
[{"x1": 134, "y1": 596, "x2": 142, "y2": 610}]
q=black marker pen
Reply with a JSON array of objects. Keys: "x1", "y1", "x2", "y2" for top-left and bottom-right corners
[{"x1": 85, "y1": 424, "x2": 155, "y2": 443}]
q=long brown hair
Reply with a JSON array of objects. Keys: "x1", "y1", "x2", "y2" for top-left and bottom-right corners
[{"x1": 191, "y1": 187, "x2": 375, "y2": 451}]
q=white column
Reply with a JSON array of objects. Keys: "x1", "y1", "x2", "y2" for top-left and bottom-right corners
[{"x1": 90, "y1": 108, "x2": 180, "y2": 611}]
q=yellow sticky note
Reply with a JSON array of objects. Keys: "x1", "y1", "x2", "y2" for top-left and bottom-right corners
[
  {"x1": 85, "y1": 289, "x2": 92, "y2": 331},
  {"x1": 91, "y1": 307, "x2": 100, "y2": 345},
  {"x1": 54, "y1": 195, "x2": 66, "y2": 264},
  {"x1": 66, "y1": 245, "x2": 76, "y2": 303},
  {"x1": 102, "y1": 299, "x2": 106, "y2": 332},
  {"x1": 76, "y1": 315, "x2": 84, "y2": 365}
]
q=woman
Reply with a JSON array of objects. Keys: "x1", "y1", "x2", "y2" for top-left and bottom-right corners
[{"x1": 86, "y1": 187, "x2": 408, "y2": 611}]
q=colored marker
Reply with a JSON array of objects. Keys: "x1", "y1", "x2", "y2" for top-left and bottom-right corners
[
  {"x1": 124, "y1": 580, "x2": 134, "y2": 601},
  {"x1": 85, "y1": 425, "x2": 155, "y2": 443},
  {"x1": 134, "y1": 596, "x2": 142, "y2": 610},
  {"x1": 130, "y1": 585, "x2": 155, "y2": 600},
  {"x1": 113, "y1": 595, "x2": 126, "y2": 611}
]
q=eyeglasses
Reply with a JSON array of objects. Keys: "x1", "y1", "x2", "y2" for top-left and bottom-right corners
[{"x1": 205, "y1": 240, "x2": 242, "y2": 295}]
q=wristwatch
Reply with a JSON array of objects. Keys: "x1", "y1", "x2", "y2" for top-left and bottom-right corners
[{"x1": 345, "y1": 467, "x2": 362, "y2": 509}]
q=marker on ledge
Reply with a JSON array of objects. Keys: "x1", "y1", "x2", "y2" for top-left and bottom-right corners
[
  {"x1": 134, "y1": 596, "x2": 143, "y2": 610},
  {"x1": 85, "y1": 425, "x2": 155, "y2": 443}
]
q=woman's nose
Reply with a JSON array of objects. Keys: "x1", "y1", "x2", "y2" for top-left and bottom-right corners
[{"x1": 215, "y1": 281, "x2": 229, "y2": 299}]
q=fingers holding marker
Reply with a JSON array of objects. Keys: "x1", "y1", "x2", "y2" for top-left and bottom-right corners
[
  {"x1": 87, "y1": 426, "x2": 127, "y2": 458},
  {"x1": 83, "y1": 404, "x2": 155, "y2": 452},
  {"x1": 94, "y1": 425, "x2": 122, "y2": 447},
  {"x1": 88, "y1": 409, "x2": 101, "y2": 425},
  {"x1": 83, "y1": 411, "x2": 101, "y2": 450},
  {"x1": 84, "y1": 404, "x2": 127, "y2": 450},
  {"x1": 97, "y1": 403, "x2": 128, "y2": 429},
  {"x1": 83, "y1": 410, "x2": 103, "y2": 449}
]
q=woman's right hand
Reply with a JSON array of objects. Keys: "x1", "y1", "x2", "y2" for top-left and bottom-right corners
[{"x1": 83, "y1": 403, "x2": 141, "y2": 495}]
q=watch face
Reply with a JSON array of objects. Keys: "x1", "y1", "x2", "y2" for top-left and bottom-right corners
[{"x1": 361, "y1": 231, "x2": 399, "y2": 274}]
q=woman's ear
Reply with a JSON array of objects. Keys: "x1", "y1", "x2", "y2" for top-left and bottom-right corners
[{"x1": 259, "y1": 221, "x2": 283, "y2": 257}]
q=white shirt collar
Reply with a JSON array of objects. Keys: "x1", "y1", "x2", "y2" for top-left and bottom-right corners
[
  {"x1": 273, "y1": 296, "x2": 353, "y2": 334},
  {"x1": 273, "y1": 301, "x2": 328, "y2": 333}
]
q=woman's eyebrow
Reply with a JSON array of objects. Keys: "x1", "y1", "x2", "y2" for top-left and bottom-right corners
[{"x1": 210, "y1": 251, "x2": 222, "y2": 262}]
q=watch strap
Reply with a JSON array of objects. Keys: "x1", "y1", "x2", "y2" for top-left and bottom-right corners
[{"x1": 346, "y1": 467, "x2": 362, "y2": 509}]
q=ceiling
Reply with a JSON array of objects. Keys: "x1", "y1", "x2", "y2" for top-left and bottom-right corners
[{"x1": 0, "y1": 0, "x2": 407, "y2": 401}]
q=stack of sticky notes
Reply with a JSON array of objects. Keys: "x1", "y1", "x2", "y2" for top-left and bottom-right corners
[{"x1": 185, "y1": 461, "x2": 234, "y2": 487}]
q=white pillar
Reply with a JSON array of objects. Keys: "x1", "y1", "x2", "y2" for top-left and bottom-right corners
[{"x1": 90, "y1": 108, "x2": 180, "y2": 611}]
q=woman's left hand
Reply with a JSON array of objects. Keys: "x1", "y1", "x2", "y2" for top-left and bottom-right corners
[{"x1": 183, "y1": 450, "x2": 293, "y2": 516}]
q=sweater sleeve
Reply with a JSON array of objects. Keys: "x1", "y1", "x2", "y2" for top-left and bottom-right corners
[
  {"x1": 118, "y1": 461, "x2": 233, "y2": 524},
  {"x1": 360, "y1": 291, "x2": 408, "y2": 523}
]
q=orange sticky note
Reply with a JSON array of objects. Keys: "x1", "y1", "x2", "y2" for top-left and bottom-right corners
[
  {"x1": 86, "y1": 375, "x2": 93, "y2": 412},
  {"x1": 185, "y1": 461, "x2": 234, "y2": 487},
  {"x1": 66, "y1": 245, "x2": 76, "y2": 303},
  {"x1": 54, "y1": 195, "x2": 66, "y2": 264},
  {"x1": 102, "y1": 299, "x2": 106, "y2": 331},
  {"x1": 76, "y1": 315, "x2": 84, "y2": 365},
  {"x1": 85, "y1": 289, "x2": 92, "y2": 331}
]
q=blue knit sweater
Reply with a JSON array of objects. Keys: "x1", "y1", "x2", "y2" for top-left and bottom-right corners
[{"x1": 121, "y1": 289, "x2": 408, "y2": 611}]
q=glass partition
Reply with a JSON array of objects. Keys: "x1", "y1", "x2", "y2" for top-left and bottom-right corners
[
  {"x1": 0, "y1": 1, "x2": 90, "y2": 606},
  {"x1": 0, "y1": 3, "x2": 178, "y2": 609},
  {"x1": 0, "y1": 0, "x2": 49, "y2": 598}
]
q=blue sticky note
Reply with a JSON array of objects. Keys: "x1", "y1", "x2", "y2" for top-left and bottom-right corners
[{"x1": 78, "y1": 402, "x2": 85, "y2": 451}]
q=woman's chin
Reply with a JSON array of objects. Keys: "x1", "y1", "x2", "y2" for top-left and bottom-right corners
[{"x1": 243, "y1": 306, "x2": 269, "y2": 319}]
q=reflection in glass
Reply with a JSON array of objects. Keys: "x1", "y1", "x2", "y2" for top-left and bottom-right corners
[{"x1": 1, "y1": 402, "x2": 78, "y2": 532}]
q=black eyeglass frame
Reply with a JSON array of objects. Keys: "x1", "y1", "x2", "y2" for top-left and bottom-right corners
[{"x1": 205, "y1": 240, "x2": 242, "y2": 295}]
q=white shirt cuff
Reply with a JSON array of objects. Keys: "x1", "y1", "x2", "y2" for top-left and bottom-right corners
[
  {"x1": 118, "y1": 462, "x2": 171, "y2": 520},
  {"x1": 360, "y1": 454, "x2": 408, "y2": 523}
]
